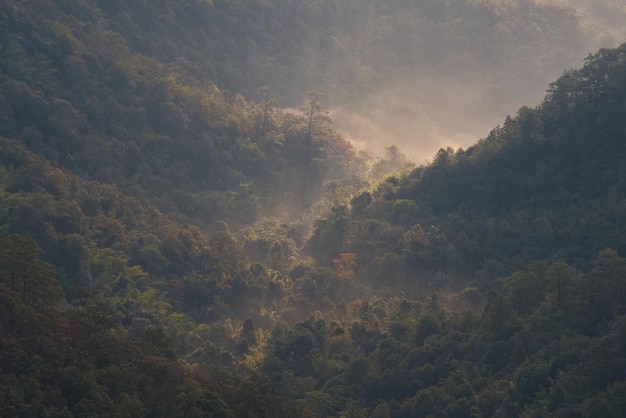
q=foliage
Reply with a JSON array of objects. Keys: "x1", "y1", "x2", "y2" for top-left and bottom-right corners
[
  {"x1": 0, "y1": 283, "x2": 308, "y2": 417},
  {"x1": 255, "y1": 253, "x2": 626, "y2": 416},
  {"x1": 0, "y1": 0, "x2": 365, "y2": 227},
  {"x1": 2, "y1": 0, "x2": 626, "y2": 416},
  {"x1": 324, "y1": 44, "x2": 626, "y2": 293}
]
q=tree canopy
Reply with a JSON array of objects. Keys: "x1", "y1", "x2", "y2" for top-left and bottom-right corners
[{"x1": 2, "y1": 0, "x2": 626, "y2": 416}]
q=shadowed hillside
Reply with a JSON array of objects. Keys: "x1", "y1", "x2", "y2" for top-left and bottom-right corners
[{"x1": 2, "y1": 0, "x2": 626, "y2": 416}]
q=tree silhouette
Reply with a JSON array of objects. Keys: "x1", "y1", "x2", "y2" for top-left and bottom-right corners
[{"x1": 300, "y1": 91, "x2": 330, "y2": 207}]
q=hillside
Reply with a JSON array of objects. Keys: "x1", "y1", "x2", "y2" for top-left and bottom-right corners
[
  {"x1": 3, "y1": 0, "x2": 626, "y2": 163},
  {"x1": 279, "y1": 44, "x2": 626, "y2": 415},
  {"x1": 1, "y1": 0, "x2": 379, "y2": 229},
  {"x1": 331, "y1": 44, "x2": 626, "y2": 285},
  {"x1": 1, "y1": 0, "x2": 626, "y2": 416}
]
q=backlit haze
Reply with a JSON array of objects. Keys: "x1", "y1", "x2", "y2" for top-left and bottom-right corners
[{"x1": 321, "y1": 0, "x2": 626, "y2": 163}]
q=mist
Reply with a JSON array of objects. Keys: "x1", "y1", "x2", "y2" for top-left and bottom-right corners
[
  {"x1": 317, "y1": 0, "x2": 626, "y2": 164},
  {"x1": 329, "y1": 68, "x2": 569, "y2": 163}
]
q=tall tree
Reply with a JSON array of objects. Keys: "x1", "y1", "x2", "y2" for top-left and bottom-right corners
[
  {"x1": 300, "y1": 91, "x2": 330, "y2": 207},
  {"x1": 258, "y1": 86, "x2": 273, "y2": 138}
]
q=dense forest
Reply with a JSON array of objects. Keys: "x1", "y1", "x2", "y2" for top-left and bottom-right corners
[{"x1": 1, "y1": 0, "x2": 626, "y2": 417}]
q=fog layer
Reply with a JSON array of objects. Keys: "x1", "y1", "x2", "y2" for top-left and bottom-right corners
[{"x1": 319, "y1": 0, "x2": 626, "y2": 162}]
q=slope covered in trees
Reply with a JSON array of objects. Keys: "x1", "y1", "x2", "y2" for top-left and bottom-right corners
[
  {"x1": 0, "y1": 277, "x2": 312, "y2": 417},
  {"x1": 3, "y1": 0, "x2": 626, "y2": 161},
  {"x1": 91, "y1": 0, "x2": 626, "y2": 157},
  {"x1": 275, "y1": 44, "x2": 626, "y2": 416},
  {"x1": 328, "y1": 44, "x2": 626, "y2": 286},
  {"x1": 92, "y1": 0, "x2": 626, "y2": 105},
  {"x1": 2, "y1": 0, "x2": 626, "y2": 416},
  {"x1": 0, "y1": 0, "x2": 373, "y2": 229}
]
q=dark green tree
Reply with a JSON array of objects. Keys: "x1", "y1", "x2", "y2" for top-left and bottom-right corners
[{"x1": 0, "y1": 234, "x2": 62, "y2": 311}]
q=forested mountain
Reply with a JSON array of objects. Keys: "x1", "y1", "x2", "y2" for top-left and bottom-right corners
[
  {"x1": 2, "y1": 0, "x2": 626, "y2": 416},
  {"x1": 3, "y1": 0, "x2": 626, "y2": 160},
  {"x1": 295, "y1": 44, "x2": 626, "y2": 416},
  {"x1": 0, "y1": 0, "x2": 375, "y2": 228},
  {"x1": 103, "y1": 0, "x2": 626, "y2": 158}
]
